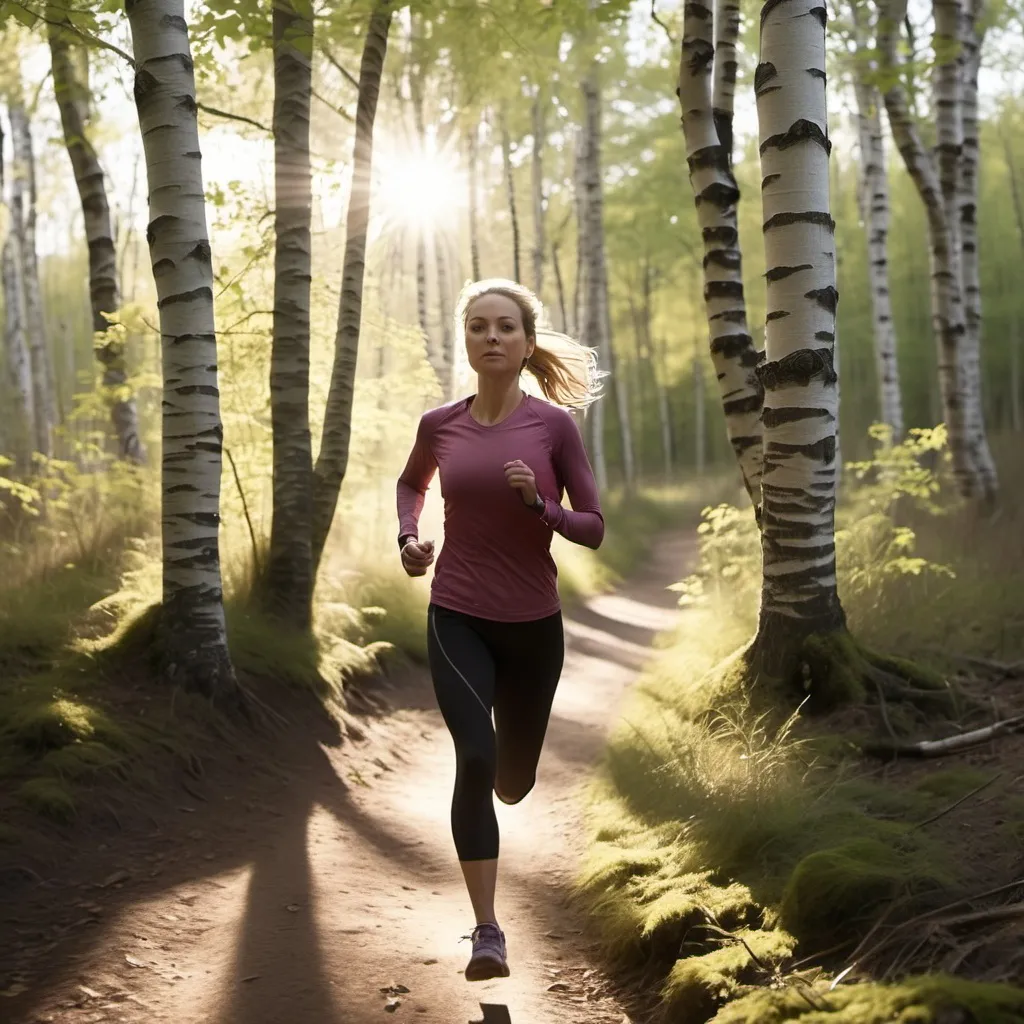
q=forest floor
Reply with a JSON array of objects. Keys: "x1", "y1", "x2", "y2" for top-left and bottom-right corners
[{"x1": 0, "y1": 533, "x2": 694, "y2": 1024}]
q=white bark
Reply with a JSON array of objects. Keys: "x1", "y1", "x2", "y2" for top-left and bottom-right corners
[
  {"x1": 677, "y1": 0, "x2": 764, "y2": 507},
  {"x1": 9, "y1": 104, "x2": 56, "y2": 458},
  {"x1": 312, "y1": 0, "x2": 392, "y2": 567},
  {"x1": 125, "y1": 0, "x2": 235, "y2": 696},
  {"x1": 853, "y1": 76, "x2": 903, "y2": 440},
  {"x1": 266, "y1": 0, "x2": 314, "y2": 627},
  {"x1": 531, "y1": 87, "x2": 546, "y2": 296},
  {"x1": 957, "y1": 1, "x2": 997, "y2": 499},
  {"x1": 878, "y1": 0, "x2": 976, "y2": 496},
  {"x1": 551, "y1": 239, "x2": 568, "y2": 333},
  {"x1": 753, "y1": 0, "x2": 844, "y2": 645},
  {"x1": 48, "y1": 8, "x2": 145, "y2": 463},
  {"x1": 579, "y1": 74, "x2": 608, "y2": 491},
  {"x1": 434, "y1": 234, "x2": 455, "y2": 399},
  {"x1": 1, "y1": 231, "x2": 34, "y2": 468},
  {"x1": 712, "y1": 0, "x2": 741, "y2": 162},
  {"x1": 466, "y1": 120, "x2": 481, "y2": 280}
]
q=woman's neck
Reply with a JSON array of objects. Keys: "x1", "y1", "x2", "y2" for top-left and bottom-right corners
[{"x1": 470, "y1": 376, "x2": 524, "y2": 426}]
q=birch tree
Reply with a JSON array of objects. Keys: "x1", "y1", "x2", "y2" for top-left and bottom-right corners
[
  {"x1": 957, "y1": 0, "x2": 998, "y2": 498},
  {"x1": 466, "y1": 119, "x2": 482, "y2": 280},
  {"x1": 877, "y1": 0, "x2": 976, "y2": 496},
  {"x1": 9, "y1": 103, "x2": 56, "y2": 458},
  {"x1": 47, "y1": 5, "x2": 145, "y2": 463},
  {"x1": 1, "y1": 118, "x2": 34, "y2": 470},
  {"x1": 751, "y1": 0, "x2": 845, "y2": 670},
  {"x1": 311, "y1": 0, "x2": 392, "y2": 571},
  {"x1": 677, "y1": 0, "x2": 764, "y2": 508},
  {"x1": 126, "y1": 0, "x2": 237, "y2": 698},
  {"x1": 265, "y1": 0, "x2": 315, "y2": 629}
]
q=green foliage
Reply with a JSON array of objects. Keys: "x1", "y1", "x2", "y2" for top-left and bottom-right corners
[
  {"x1": 17, "y1": 777, "x2": 76, "y2": 822},
  {"x1": 713, "y1": 975, "x2": 1024, "y2": 1024}
]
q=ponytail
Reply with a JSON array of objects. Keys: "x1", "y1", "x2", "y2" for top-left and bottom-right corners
[{"x1": 455, "y1": 278, "x2": 605, "y2": 410}]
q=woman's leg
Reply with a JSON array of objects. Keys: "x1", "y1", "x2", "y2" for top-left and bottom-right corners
[
  {"x1": 490, "y1": 612, "x2": 565, "y2": 804},
  {"x1": 426, "y1": 605, "x2": 501, "y2": 925}
]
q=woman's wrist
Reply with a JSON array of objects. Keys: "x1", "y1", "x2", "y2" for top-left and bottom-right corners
[{"x1": 531, "y1": 495, "x2": 545, "y2": 514}]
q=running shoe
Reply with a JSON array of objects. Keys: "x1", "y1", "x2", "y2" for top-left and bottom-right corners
[{"x1": 462, "y1": 922, "x2": 510, "y2": 981}]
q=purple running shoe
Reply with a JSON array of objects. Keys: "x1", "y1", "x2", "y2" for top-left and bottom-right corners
[{"x1": 462, "y1": 922, "x2": 510, "y2": 981}]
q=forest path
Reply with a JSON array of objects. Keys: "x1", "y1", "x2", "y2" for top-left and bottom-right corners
[{"x1": 4, "y1": 532, "x2": 694, "y2": 1024}]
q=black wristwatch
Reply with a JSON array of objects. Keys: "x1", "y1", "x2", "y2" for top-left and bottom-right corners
[{"x1": 532, "y1": 495, "x2": 545, "y2": 514}]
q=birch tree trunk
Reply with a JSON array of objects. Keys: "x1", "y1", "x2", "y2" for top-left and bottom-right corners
[
  {"x1": 311, "y1": 0, "x2": 391, "y2": 570},
  {"x1": 712, "y1": 0, "x2": 740, "y2": 164},
  {"x1": 751, "y1": 0, "x2": 845, "y2": 672},
  {"x1": 878, "y1": 0, "x2": 976, "y2": 496},
  {"x1": 9, "y1": 104, "x2": 56, "y2": 459},
  {"x1": 852, "y1": 65, "x2": 903, "y2": 439},
  {"x1": 265, "y1": 0, "x2": 314, "y2": 627},
  {"x1": 957, "y1": 1, "x2": 997, "y2": 500},
  {"x1": 551, "y1": 240, "x2": 568, "y2": 332},
  {"x1": 48, "y1": 9, "x2": 145, "y2": 464},
  {"x1": 693, "y1": 332, "x2": 706, "y2": 475},
  {"x1": 677, "y1": 0, "x2": 764, "y2": 509},
  {"x1": 498, "y1": 104, "x2": 522, "y2": 283},
  {"x1": 434, "y1": 235, "x2": 455, "y2": 399},
  {"x1": 467, "y1": 120, "x2": 481, "y2": 280},
  {"x1": 579, "y1": 74, "x2": 607, "y2": 491},
  {"x1": 1, "y1": 232, "x2": 34, "y2": 469},
  {"x1": 530, "y1": 87, "x2": 545, "y2": 296},
  {"x1": 125, "y1": 0, "x2": 236, "y2": 697}
]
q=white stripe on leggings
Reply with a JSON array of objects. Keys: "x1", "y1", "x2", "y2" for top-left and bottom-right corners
[{"x1": 430, "y1": 605, "x2": 492, "y2": 720}]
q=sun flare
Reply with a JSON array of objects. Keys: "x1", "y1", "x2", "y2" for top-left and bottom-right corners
[{"x1": 374, "y1": 138, "x2": 467, "y2": 231}]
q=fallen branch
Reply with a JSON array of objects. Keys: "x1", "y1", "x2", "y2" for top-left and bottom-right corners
[
  {"x1": 862, "y1": 714, "x2": 1024, "y2": 759},
  {"x1": 912, "y1": 772, "x2": 1003, "y2": 830}
]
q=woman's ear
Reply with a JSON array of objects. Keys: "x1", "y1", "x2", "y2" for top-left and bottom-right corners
[{"x1": 526, "y1": 335, "x2": 537, "y2": 361}]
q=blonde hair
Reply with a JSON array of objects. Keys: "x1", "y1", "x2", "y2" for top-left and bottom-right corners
[{"x1": 455, "y1": 278, "x2": 604, "y2": 410}]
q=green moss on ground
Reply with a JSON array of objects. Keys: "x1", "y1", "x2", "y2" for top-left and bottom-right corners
[
  {"x1": 664, "y1": 929, "x2": 796, "y2": 1021},
  {"x1": 17, "y1": 777, "x2": 76, "y2": 822},
  {"x1": 711, "y1": 975, "x2": 1024, "y2": 1024}
]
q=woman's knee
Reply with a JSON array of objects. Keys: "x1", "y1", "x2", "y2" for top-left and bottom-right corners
[{"x1": 494, "y1": 772, "x2": 535, "y2": 805}]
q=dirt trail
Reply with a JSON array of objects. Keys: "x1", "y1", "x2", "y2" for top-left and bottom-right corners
[{"x1": 3, "y1": 534, "x2": 693, "y2": 1024}]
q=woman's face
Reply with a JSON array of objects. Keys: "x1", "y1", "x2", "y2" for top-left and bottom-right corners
[{"x1": 465, "y1": 293, "x2": 536, "y2": 378}]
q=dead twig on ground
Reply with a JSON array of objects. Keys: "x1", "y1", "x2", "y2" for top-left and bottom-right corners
[
  {"x1": 912, "y1": 772, "x2": 1003, "y2": 830},
  {"x1": 862, "y1": 715, "x2": 1024, "y2": 759}
]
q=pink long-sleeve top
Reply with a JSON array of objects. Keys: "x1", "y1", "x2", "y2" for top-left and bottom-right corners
[{"x1": 396, "y1": 394, "x2": 604, "y2": 622}]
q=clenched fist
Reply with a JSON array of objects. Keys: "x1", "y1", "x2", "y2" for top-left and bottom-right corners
[
  {"x1": 401, "y1": 538, "x2": 435, "y2": 578},
  {"x1": 504, "y1": 459, "x2": 538, "y2": 507}
]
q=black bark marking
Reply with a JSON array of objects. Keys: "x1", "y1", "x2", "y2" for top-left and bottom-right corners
[
  {"x1": 147, "y1": 52, "x2": 194, "y2": 74},
  {"x1": 760, "y1": 119, "x2": 831, "y2": 156},
  {"x1": 133, "y1": 69, "x2": 159, "y2": 106},
  {"x1": 809, "y1": 6, "x2": 827, "y2": 28},
  {"x1": 754, "y1": 62, "x2": 778, "y2": 93},
  {"x1": 178, "y1": 95, "x2": 199, "y2": 117},
  {"x1": 806, "y1": 67, "x2": 826, "y2": 80},
  {"x1": 703, "y1": 225, "x2": 738, "y2": 247},
  {"x1": 158, "y1": 287, "x2": 214, "y2": 309},
  {"x1": 705, "y1": 250, "x2": 741, "y2": 271},
  {"x1": 185, "y1": 240, "x2": 212, "y2": 264},
  {"x1": 688, "y1": 145, "x2": 729, "y2": 173},
  {"x1": 761, "y1": 510, "x2": 817, "y2": 538},
  {"x1": 757, "y1": 348, "x2": 837, "y2": 390},
  {"x1": 806, "y1": 285, "x2": 839, "y2": 313},
  {"x1": 683, "y1": 2, "x2": 713, "y2": 19},
  {"x1": 766, "y1": 264, "x2": 813, "y2": 283},
  {"x1": 724, "y1": 394, "x2": 764, "y2": 416},
  {"x1": 697, "y1": 181, "x2": 740, "y2": 208},
  {"x1": 761, "y1": 405, "x2": 832, "y2": 428},
  {"x1": 162, "y1": 14, "x2": 188, "y2": 33},
  {"x1": 711, "y1": 332, "x2": 755, "y2": 358},
  {"x1": 762, "y1": 173, "x2": 781, "y2": 189},
  {"x1": 167, "y1": 333, "x2": 217, "y2": 347},
  {"x1": 705, "y1": 280, "x2": 744, "y2": 302},
  {"x1": 173, "y1": 385, "x2": 220, "y2": 396},
  {"x1": 764, "y1": 210, "x2": 835, "y2": 232},
  {"x1": 766, "y1": 559, "x2": 837, "y2": 589},
  {"x1": 147, "y1": 214, "x2": 179, "y2": 245},
  {"x1": 814, "y1": 330, "x2": 834, "y2": 342},
  {"x1": 684, "y1": 37, "x2": 714, "y2": 76},
  {"x1": 765, "y1": 435, "x2": 837, "y2": 463},
  {"x1": 767, "y1": 310, "x2": 790, "y2": 321},
  {"x1": 763, "y1": 537, "x2": 835, "y2": 561},
  {"x1": 731, "y1": 434, "x2": 762, "y2": 454},
  {"x1": 710, "y1": 308, "x2": 747, "y2": 323},
  {"x1": 152, "y1": 258, "x2": 176, "y2": 277}
]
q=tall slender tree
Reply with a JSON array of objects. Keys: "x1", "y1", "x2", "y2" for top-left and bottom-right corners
[
  {"x1": 498, "y1": 103, "x2": 522, "y2": 283},
  {"x1": 265, "y1": 0, "x2": 315, "y2": 629},
  {"x1": 48, "y1": 5, "x2": 145, "y2": 463},
  {"x1": 125, "y1": 0, "x2": 237, "y2": 698},
  {"x1": 676, "y1": 0, "x2": 764, "y2": 508},
  {"x1": 311, "y1": 0, "x2": 392, "y2": 571},
  {"x1": 850, "y1": 1, "x2": 903, "y2": 439},
  {"x1": 9, "y1": 102, "x2": 56, "y2": 458},
  {"x1": 530, "y1": 86, "x2": 546, "y2": 296},
  {"x1": 751, "y1": 0, "x2": 844, "y2": 670},
  {"x1": 466, "y1": 119, "x2": 482, "y2": 280}
]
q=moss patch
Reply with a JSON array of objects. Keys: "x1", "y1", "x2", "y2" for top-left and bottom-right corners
[
  {"x1": 17, "y1": 777, "x2": 76, "y2": 822},
  {"x1": 712, "y1": 974, "x2": 1024, "y2": 1024}
]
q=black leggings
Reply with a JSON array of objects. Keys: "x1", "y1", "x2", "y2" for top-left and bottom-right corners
[{"x1": 427, "y1": 603, "x2": 564, "y2": 862}]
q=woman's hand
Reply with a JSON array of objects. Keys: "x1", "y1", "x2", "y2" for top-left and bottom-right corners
[
  {"x1": 401, "y1": 539, "x2": 435, "y2": 577},
  {"x1": 504, "y1": 460, "x2": 539, "y2": 507}
]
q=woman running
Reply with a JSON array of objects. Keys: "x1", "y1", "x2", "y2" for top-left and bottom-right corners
[{"x1": 396, "y1": 278, "x2": 604, "y2": 982}]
